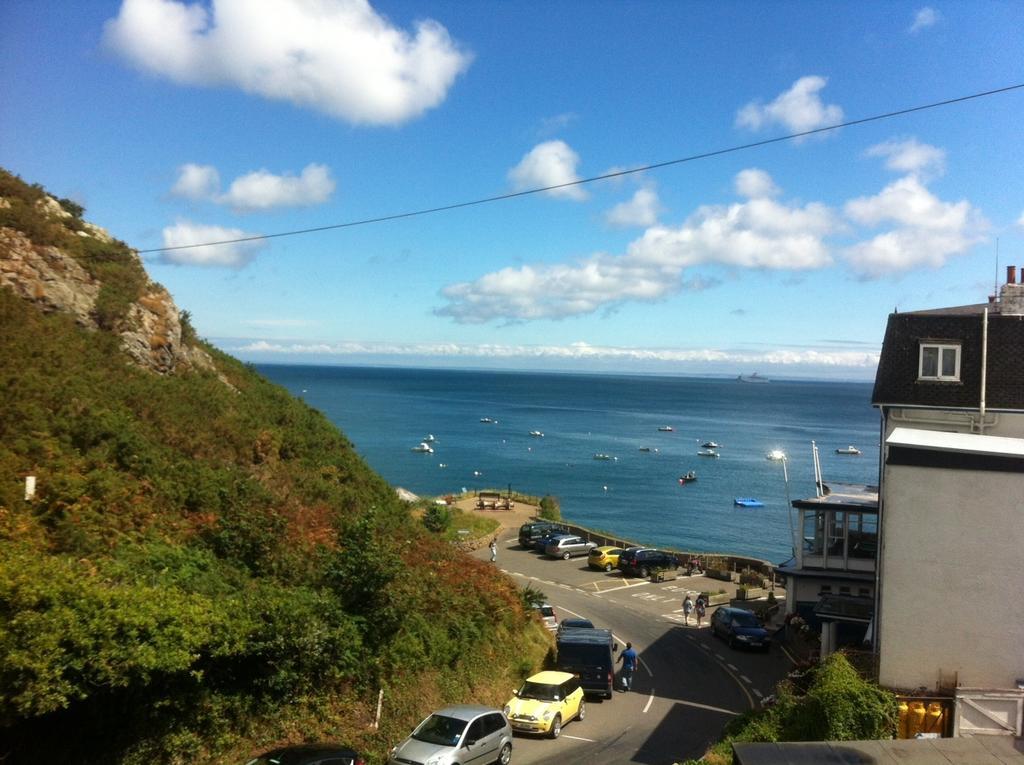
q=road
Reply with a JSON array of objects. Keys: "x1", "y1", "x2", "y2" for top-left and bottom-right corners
[{"x1": 478, "y1": 537, "x2": 794, "y2": 765}]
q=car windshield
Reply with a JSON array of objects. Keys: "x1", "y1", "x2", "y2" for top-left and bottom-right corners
[
  {"x1": 731, "y1": 612, "x2": 760, "y2": 627},
  {"x1": 539, "y1": 606, "x2": 555, "y2": 617},
  {"x1": 517, "y1": 681, "x2": 560, "y2": 701},
  {"x1": 412, "y1": 714, "x2": 468, "y2": 746}
]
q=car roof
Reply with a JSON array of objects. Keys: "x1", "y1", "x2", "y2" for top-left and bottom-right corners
[
  {"x1": 526, "y1": 670, "x2": 576, "y2": 684},
  {"x1": 432, "y1": 704, "x2": 500, "y2": 721},
  {"x1": 254, "y1": 745, "x2": 360, "y2": 763}
]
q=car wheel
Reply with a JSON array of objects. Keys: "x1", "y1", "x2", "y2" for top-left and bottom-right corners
[
  {"x1": 562, "y1": 552, "x2": 571, "y2": 560},
  {"x1": 496, "y1": 741, "x2": 512, "y2": 765},
  {"x1": 577, "y1": 700, "x2": 586, "y2": 722},
  {"x1": 550, "y1": 714, "x2": 562, "y2": 739},
  {"x1": 639, "y1": 566, "x2": 649, "y2": 578},
  {"x1": 604, "y1": 563, "x2": 613, "y2": 572}
]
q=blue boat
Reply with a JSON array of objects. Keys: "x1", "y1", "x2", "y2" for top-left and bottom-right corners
[{"x1": 734, "y1": 497, "x2": 764, "y2": 508}]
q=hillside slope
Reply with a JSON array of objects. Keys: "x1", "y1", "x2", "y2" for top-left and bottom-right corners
[{"x1": 0, "y1": 169, "x2": 547, "y2": 764}]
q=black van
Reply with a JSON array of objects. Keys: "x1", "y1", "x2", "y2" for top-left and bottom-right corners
[
  {"x1": 556, "y1": 627, "x2": 617, "y2": 698},
  {"x1": 518, "y1": 521, "x2": 567, "y2": 548}
]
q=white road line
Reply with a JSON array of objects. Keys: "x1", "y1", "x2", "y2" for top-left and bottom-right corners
[
  {"x1": 700, "y1": 644, "x2": 711, "y2": 651},
  {"x1": 740, "y1": 675, "x2": 753, "y2": 684},
  {"x1": 727, "y1": 664, "x2": 739, "y2": 672},
  {"x1": 597, "y1": 581, "x2": 651, "y2": 594},
  {"x1": 674, "y1": 699, "x2": 741, "y2": 716},
  {"x1": 561, "y1": 735, "x2": 597, "y2": 742},
  {"x1": 752, "y1": 689, "x2": 764, "y2": 699},
  {"x1": 643, "y1": 691, "x2": 655, "y2": 714},
  {"x1": 714, "y1": 653, "x2": 726, "y2": 661}
]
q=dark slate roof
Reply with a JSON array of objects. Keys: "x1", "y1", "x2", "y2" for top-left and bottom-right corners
[{"x1": 871, "y1": 308, "x2": 1024, "y2": 411}]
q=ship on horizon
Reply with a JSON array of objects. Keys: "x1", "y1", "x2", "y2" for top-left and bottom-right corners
[{"x1": 737, "y1": 372, "x2": 769, "y2": 384}]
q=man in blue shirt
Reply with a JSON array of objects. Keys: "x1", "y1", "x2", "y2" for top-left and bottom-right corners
[{"x1": 617, "y1": 641, "x2": 638, "y2": 691}]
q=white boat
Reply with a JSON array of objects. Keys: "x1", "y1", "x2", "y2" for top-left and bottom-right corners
[
  {"x1": 697, "y1": 449, "x2": 720, "y2": 458},
  {"x1": 836, "y1": 445, "x2": 861, "y2": 455},
  {"x1": 657, "y1": 426, "x2": 674, "y2": 432},
  {"x1": 593, "y1": 453, "x2": 616, "y2": 461},
  {"x1": 701, "y1": 441, "x2": 720, "y2": 448},
  {"x1": 766, "y1": 449, "x2": 786, "y2": 461},
  {"x1": 423, "y1": 434, "x2": 436, "y2": 442},
  {"x1": 411, "y1": 442, "x2": 434, "y2": 453},
  {"x1": 479, "y1": 417, "x2": 496, "y2": 424},
  {"x1": 529, "y1": 430, "x2": 544, "y2": 437}
]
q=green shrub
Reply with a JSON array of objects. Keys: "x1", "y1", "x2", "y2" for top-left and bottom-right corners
[
  {"x1": 423, "y1": 503, "x2": 452, "y2": 533},
  {"x1": 539, "y1": 494, "x2": 561, "y2": 521}
]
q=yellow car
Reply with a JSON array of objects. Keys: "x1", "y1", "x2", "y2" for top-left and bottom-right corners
[
  {"x1": 587, "y1": 546, "x2": 625, "y2": 572},
  {"x1": 503, "y1": 670, "x2": 585, "y2": 738}
]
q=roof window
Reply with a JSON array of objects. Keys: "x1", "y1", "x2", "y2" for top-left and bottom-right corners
[{"x1": 919, "y1": 342, "x2": 960, "y2": 381}]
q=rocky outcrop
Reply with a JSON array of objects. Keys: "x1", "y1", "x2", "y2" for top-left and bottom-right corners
[{"x1": 1, "y1": 191, "x2": 219, "y2": 378}]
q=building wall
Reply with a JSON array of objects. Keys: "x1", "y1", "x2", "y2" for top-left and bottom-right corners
[{"x1": 878, "y1": 460, "x2": 1024, "y2": 690}]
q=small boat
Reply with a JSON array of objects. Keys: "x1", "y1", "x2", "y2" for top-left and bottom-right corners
[
  {"x1": 411, "y1": 442, "x2": 434, "y2": 453},
  {"x1": 638, "y1": 446, "x2": 651, "y2": 452},
  {"x1": 657, "y1": 426, "x2": 674, "y2": 432},
  {"x1": 678, "y1": 471, "x2": 697, "y2": 484},
  {"x1": 766, "y1": 449, "x2": 786, "y2": 461},
  {"x1": 423, "y1": 434, "x2": 436, "y2": 442},
  {"x1": 734, "y1": 497, "x2": 765, "y2": 507},
  {"x1": 697, "y1": 449, "x2": 719, "y2": 458},
  {"x1": 593, "y1": 453, "x2": 616, "y2": 461},
  {"x1": 737, "y1": 372, "x2": 769, "y2": 383},
  {"x1": 529, "y1": 430, "x2": 544, "y2": 437},
  {"x1": 701, "y1": 441, "x2": 720, "y2": 449},
  {"x1": 480, "y1": 417, "x2": 496, "y2": 424},
  {"x1": 836, "y1": 445, "x2": 861, "y2": 455}
]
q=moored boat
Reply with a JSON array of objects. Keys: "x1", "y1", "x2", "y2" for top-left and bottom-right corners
[
  {"x1": 529, "y1": 430, "x2": 544, "y2": 437},
  {"x1": 657, "y1": 426, "x2": 674, "y2": 432},
  {"x1": 734, "y1": 497, "x2": 764, "y2": 507},
  {"x1": 835, "y1": 445, "x2": 861, "y2": 455},
  {"x1": 678, "y1": 471, "x2": 697, "y2": 484},
  {"x1": 411, "y1": 442, "x2": 434, "y2": 453},
  {"x1": 697, "y1": 449, "x2": 719, "y2": 458},
  {"x1": 701, "y1": 441, "x2": 720, "y2": 448},
  {"x1": 593, "y1": 453, "x2": 616, "y2": 461},
  {"x1": 766, "y1": 449, "x2": 786, "y2": 461},
  {"x1": 480, "y1": 417, "x2": 496, "y2": 424}
]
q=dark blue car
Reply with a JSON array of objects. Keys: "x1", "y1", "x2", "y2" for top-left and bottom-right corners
[{"x1": 710, "y1": 607, "x2": 771, "y2": 650}]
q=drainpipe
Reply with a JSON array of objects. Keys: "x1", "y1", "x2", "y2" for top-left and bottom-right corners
[{"x1": 979, "y1": 307, "x2": 988, "y2": 433}]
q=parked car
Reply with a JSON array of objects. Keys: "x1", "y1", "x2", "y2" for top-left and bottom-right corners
[
  {"x1": 587, "y1": 546, "x2": 625, "y2": 572},
  {"x1": 518, "y1": 521, "x2": 567, "y2": 548},
  {"x1": 556, "y1": 628, "x2": 617, "y2": 698},
  {"x1": 388, "y1": 705, "x2": 512, "y2": 765},
  {"x1": 504, "y1": 670, "x2": 585, "y2": 738},
  {"x1": 710, "y1": 607, "x2": 772, "y2": 650},
  {"x1": 246, "y1": 745, "x2": 365, "y2": 765},
  {"x1": 537, "y1": 603, "x2": 557, "y2": 631},
  {"x1": 544, "y1": 535, "x2": 597, "y2": 559},
  {"x1": 617, "y1": 548, "x2": 679, "y2": 578},
  {"x1": 533, "y1": 531, "x2": 571, "y2": 553},
  {"x1": 555, "y1": 617, "x2": 594, "y2": 637}
]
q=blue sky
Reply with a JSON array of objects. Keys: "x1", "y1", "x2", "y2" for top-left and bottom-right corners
[{"x1": 2, "y1": 1, "x2": 1023, "y2": 379}]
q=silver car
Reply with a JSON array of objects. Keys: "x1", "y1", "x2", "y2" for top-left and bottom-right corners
[
  {"x1": 388, "y1": 705, "x2": 512, "y2": 765},
  {"x1": 544, "y1": 535, "x2": 598, "y2": 560}
]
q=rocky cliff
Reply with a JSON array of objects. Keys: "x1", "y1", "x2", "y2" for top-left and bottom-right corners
[{"x1": 0, "y1": 170, "x2": 216, "y2": 376}]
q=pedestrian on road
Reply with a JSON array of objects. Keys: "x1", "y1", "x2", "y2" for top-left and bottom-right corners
[
  {"x1": 695, "y1": 595, "x2": 707, "y2": 627},
  {"x1": 617, "y1": 641, "x2": 638, "y2": 691},
  {"x1": 682, "y1": 594, "x2": 694, "y2": 625},
  {"x1": 489, "y1": 538, "x2": 497, "y2": 562}
]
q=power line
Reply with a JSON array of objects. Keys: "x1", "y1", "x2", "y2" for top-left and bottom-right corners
[{"x1": 139, "y1": 83, "x2": 1024, "y2": 254}]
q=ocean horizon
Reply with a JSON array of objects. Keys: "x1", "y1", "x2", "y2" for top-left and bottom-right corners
[{"x1": 258, "y1": 364, "x2": 881, "y2": 563}]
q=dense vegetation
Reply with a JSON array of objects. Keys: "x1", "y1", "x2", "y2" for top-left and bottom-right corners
[
  {"x1": 683, "y1": 652, "x2": 899, "y2": 764},
  {"x1": 0, "y1": 170, "x2": 548, "y2": 763}
]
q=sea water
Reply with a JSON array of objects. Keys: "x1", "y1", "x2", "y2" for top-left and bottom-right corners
[{"x1": 257, "y1": 365, "x2": 879, "y2": 563}]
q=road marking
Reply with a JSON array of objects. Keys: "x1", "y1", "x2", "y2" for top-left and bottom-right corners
[
  {"x1": 753, "y1": 689, "x2": 764, "y2": 699},
  {"x1": 714, "y1": 653, "x2": 726, "y2": 661},
  {"x1": 597, "y1": 580, "x2": 651, "y2": 594},
  {"x1": 674, "y1": 699, "x2": 741, "y2": 716},
  {"x1": 561, "y1": 735, "x2": 596, "y2": 742},
  {"x1": 643, "y1": 691, "x2": 655, "y2": 714},
  {"x1": 612, "y1": 634, "x2": 653, "y2": 677},
  {"x1": 700, "y1": 644, "x2": 711, "y2": 651},
  {"x1": 780, "y1": 642, "x2": 799, "y2": 665},
  {"x1": 727, "y1": 664, "x2": 739, "y2": 672},
  {"x1": 740, "y1": 675, "x2": 753, "y2": 684}
]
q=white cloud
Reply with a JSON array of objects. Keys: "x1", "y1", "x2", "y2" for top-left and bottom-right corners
[
  {"x1": 843, "y1": 176, "x2": 987, "y2": 277},
  {"x1": 232, "y1": 338, "x2": 879, "y2": 368},
  {"x1": 735, "y1": 168, "x2": 780, "y2": 199},
  {"x1": 170, "y1": 162, "x2": 335, "y2": 211},
  {"x1": 735, "y1": 76, "x2": 843, "y2": 135},
  {"x1": 508, "y1": 140, "x2": 587, "y2": 200},
  {"x1": 604, "y1": 187, "x2": 662, "y2": 227},
  {"x1": 865, "y1": 138, "x2": 946, "y2": 179},
  {"x1": 104, "y1": 0, "x2": 471, "y2": 125},
  {"x1": 171, "y1": 163, "x2": 220, "y2": 200},
  {"x1": 438, "y1": 170, "x2": 838, "y2": 323},
  {"x1": 1016, "y1": 210, "x2": 1024, "y2": 228},
  {"x1": 221, "y1": 164, "x2": 335, "y2": 211},
  {"x1": 909, "y1": 7, "x2": 940, "y2": 33},
  {"x1": 160, "y1": 220, "x2": 265, "y2": 267}
]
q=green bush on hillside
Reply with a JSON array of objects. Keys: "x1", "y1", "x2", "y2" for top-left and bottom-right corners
[{"x1": 539, "y1": 494, "x2": 561, "y2": 521}]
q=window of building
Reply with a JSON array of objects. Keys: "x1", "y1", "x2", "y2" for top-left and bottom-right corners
[
  {"x1": 919, "y1": 342, "x2": 960, "y2": 381},
  {"x1": 803, "y1": 511, "x2": 826, "y2": 556},
  {"x1": 847, "y1": 513, "x2": 878, "y2": 559}
]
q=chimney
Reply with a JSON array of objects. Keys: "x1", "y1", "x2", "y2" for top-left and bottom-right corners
[
  {"x1": 998, "y1": 264, "x2": 1024, "y2": 315},
  {"x1": 1008, "y1": 265, "x2": 1017, "y2": 285}
]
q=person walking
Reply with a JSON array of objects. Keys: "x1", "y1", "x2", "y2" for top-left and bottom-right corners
[
  {"x1": 489, "y1": 538, "x2": 497, "y2": 562},
  {"x1": 617, "y1": 641, "x2": 638, "y2": 691},
  {"x1": 682, "y1": 594, "x2": 694, "y2": 625},
  {"x1": 695, "y1": 595, "x2": 707, "y2": 627}
]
